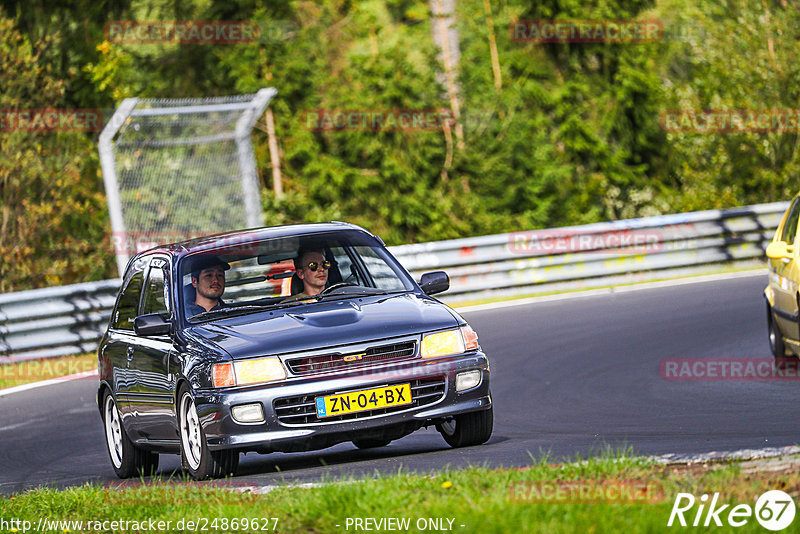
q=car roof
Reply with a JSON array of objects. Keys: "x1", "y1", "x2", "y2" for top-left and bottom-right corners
[{"x1": 132, "y1": 221, "x2": 376, "y2": 261}]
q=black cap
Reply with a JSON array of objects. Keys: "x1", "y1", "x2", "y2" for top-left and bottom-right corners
[{"x1": 190, "y1": 256, "x2": 231, "y2": 279}]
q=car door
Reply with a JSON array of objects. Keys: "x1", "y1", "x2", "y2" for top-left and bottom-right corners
[
  {"x1": 126, "y1": 256, "x2": 179, "y2": 442},
  {"x1": 770, "y1": 198, "x2": 800, "y2": 342},
  {"x1": 105, "y1": 257, "x2": 147, "y2": 423}
]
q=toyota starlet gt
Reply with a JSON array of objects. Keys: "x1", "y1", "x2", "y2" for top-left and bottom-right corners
[{"x1": 98, "y1": 222, "x2": 493, "y2": 479}]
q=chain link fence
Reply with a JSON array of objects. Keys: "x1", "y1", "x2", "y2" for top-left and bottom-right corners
[{"x1": 99, "y1": 88, "x2": 276, "y2": 276}]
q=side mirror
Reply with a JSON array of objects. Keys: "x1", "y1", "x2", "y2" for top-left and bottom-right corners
[
  {"x1": 766, "y1": 241, "x2": 794, "y2": 260},
  {"x1": 419, "y1": 271, "x2": 450, "y2": 295},
  {"x1": 134, "y1": 313, "x2": 172, "y2": 336}
]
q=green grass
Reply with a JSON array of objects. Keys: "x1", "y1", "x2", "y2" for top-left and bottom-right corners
[
  {"x1": 2, "y1": 451, "x2": 798, "y2": 533},
  {"x1": 0, "y1": 353, "x2": 96, "y2": 389}
]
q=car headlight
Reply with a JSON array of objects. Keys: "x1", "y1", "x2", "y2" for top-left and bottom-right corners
[
  {"x1": 421, "y1": 325, "x2": 479, "y2": 359},
  {"x1": 212, "y1": 356, "x2": 286, "y2": 387}
]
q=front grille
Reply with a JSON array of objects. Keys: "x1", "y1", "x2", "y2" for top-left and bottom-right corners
[
  {"x1": 274, "y1": 377, "x2": 446, "y2": 425},
  {"x1": 285, "y1": 341, "x2": 416, "y2": 375}
]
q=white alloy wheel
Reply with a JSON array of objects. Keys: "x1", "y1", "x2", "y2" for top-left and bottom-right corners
[
  {"x1": 180, "y1": 391, "x2": 203, "y2": 471},
  {"x1": 104, "y1": 395, "x2": 123, "y2": 469}
]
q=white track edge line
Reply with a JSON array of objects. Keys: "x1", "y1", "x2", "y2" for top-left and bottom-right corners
[
  {"x1": 0, "y1": 369, "x2": 98, "y2": 398},
  {"x1": 648, "y1": 445, "x2": 800, "y2": 464}
]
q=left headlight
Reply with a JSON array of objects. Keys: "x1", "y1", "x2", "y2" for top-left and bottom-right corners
[
  {"x1": 212, "y1": 356, "x2": 287, "y2": 388},
  {"x1": 421, "y1": 325, "x2": 479, "y2": 359}
]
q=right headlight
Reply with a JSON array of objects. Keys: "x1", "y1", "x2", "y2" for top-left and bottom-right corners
[
  {"x1": 212, "y1": 356, "x2": 287, "y2": 387},
  {"x1": 421, "y1": 325, "x2": 479, "y2": 359}
]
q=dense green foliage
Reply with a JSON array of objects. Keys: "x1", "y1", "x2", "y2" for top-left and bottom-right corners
[{"x1": 2, "y1": 0, "x2": 799, "y2": 290}]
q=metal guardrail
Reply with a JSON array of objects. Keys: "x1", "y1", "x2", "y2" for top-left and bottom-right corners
[
  {"x1": 0, "y1": 202, "x2": 788, "y2": 361},
  {"x1": 395, "y1": 201, "x2": 786, "y2": 301},
  {"x1": 0, "y1": 280, "x2": 121, "y2": 361}
]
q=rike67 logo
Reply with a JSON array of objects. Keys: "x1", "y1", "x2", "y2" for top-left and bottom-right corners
[{"x1": 668, "y1": 490, "x2": 796, "y2": 531}]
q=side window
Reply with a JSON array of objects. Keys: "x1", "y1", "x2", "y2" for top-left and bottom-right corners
[
  {"x1": 111, "y1": 269, "x2": 145, "y2": 331},
  {"x1": 781, "y1": 199, "x2": 800, "y2": 244},
  {"x1": 141, "y1": 265, "x2": 170, "y2": 318},
  {"x1": 330, "y1": 246, "x2": 362, "y2": 285},
  {"x1": 354, "y1": 246, "x2": 406, "y2": 291}
]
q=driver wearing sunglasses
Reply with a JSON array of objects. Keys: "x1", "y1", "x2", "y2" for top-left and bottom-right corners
[{"x1": 283, "y1": 248, "x2": 331, "y2": 301}]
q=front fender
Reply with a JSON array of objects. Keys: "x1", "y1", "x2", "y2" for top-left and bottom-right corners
[
  {"x1": 764, "y1": 285, "x2": 775, "y2": 308},
  {"x1": 96, "y1": 379, "x2": 113, "y2": 418}
]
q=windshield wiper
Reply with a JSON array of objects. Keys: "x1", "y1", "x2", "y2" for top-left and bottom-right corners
[
  {"x1": 288, "y1": 288, "x2": 400, "y2": 304},
  {"x1": 189, "y1": 290, "x2": 405, "y2": 321},
  {"x1": 189, "y1": 299, "x2": 326, "y2": 321},
  {"x1": 316, "y1": 289, "x2": 393, "y2": 301},
  {"x1": 189, "y1": 305, "x2": 274, "y2": 321}
]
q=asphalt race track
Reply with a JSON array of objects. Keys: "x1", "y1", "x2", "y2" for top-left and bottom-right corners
[{"x1": 2, "y1": 273, "x2": 798, "y2": 494}]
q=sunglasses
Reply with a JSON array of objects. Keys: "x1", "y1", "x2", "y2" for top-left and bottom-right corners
[{"x1": 305, "y1": 260, "x2": 332, "y2": 272}]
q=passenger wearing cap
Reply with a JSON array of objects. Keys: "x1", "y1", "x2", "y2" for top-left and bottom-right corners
[{"x1": 186, "y1": 257, "x2": 230, "y2": 317}]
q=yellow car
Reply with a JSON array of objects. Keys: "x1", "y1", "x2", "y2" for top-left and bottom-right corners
[{"x1": 765, "y1": 196, "x2": 800, "y2": 361}]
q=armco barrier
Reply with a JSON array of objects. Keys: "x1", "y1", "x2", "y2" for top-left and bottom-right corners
[
  {"x1": 0, "y1": 202, "x2": 787, "y2": 361},
  {"x1": 0, "y1": 280, "x2": 121, "y2": 361},
  {"x1": 394, "y1": 201, "x2": 784, "y2": 300}
]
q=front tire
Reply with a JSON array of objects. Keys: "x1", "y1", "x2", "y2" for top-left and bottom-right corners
[
  {"x1": 103, "y1": 392, "x2": 158, "y2": 478},
  {"x1": 437, "y1": 406, "x2": 493, "y2": 448},
  {"x1": 178, "y1": 385, "x2": 238, "y2": 480},
  {"x1": 768, "y1": 305, "x2": 788, "y2": 365}
]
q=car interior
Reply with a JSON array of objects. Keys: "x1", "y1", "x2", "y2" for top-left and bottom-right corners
[{"x1": 181, "y1": 241, "x2": 353, "y2": 319}]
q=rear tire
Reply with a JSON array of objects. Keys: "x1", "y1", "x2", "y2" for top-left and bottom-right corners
[
  {"x1": 178, "y1": 385, "x2": 238, "y2": 480},
  {"x1": 352, "y1": 438, "x2": 391, "y2": 449},
  {"x1": 437, "y1": 406, "x2": 493, "y2": 448},
  {"x1": 103, "y1": 392, "x2": 158, "y2": 478}
]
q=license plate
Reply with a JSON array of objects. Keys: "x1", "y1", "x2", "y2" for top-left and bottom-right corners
[{"x1": 315, "y1": 383, "x2": 412, "y2": 418}]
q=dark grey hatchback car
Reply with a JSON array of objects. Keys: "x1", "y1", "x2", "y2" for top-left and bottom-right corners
[{"x1": 98, "y1": 222, "x2": 492, "y2": 479}]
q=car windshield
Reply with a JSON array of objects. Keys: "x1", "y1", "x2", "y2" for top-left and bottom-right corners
[{"x1": 180, "y1": 230, "x2": 413, "y2": 322}]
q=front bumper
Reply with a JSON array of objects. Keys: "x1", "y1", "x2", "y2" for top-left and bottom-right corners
[{"x1": 193, "y1": 351, "x2": 491, "y2": 452}]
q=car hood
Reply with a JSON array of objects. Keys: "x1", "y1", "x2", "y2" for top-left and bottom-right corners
[{"x1": 185, "y1": 293, "x2": 459, "y2": 359}]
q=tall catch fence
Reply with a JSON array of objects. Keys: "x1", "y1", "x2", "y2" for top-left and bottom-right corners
[
  {"x1": 99, "y1": 88, "x2": 276, "y2": 276},
  {"x1": 0, "y1": 202, "x2": 786, "y2": 361}
]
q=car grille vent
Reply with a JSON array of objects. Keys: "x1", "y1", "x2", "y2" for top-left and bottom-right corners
[
  {"x1": 285, "y1": 341, "x2": 416, "y2": 375},
  {"x1": 273, "y1": 377, "x2": 445, "y2": 425}
]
